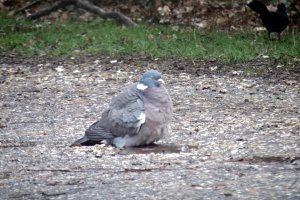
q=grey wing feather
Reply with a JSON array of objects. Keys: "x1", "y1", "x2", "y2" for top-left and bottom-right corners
[
  {"x1": 106, "y1": 84, "x2": 145, "y2": 136},
  {"x1": 85, "y1": 116, "x2": 114, "y2": 140},
  {"x1": 70, "y1": 110, "x2": 114, "y2": 146},
  {"x1": 84, "y1": 84, "x2": 145, "y2": 141}
]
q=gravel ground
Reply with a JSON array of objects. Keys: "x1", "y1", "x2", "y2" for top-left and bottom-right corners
[{"x1": 0, "y1": 57, "x2": 299, "y2": 200}]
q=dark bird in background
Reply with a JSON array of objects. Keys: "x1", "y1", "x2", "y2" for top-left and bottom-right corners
[
  {"x1": 247, "y1": 0, "x2": 289, "y2": 39},
  {"x1": 71, "y1": 70, "x2": 173, "y2": 148}
]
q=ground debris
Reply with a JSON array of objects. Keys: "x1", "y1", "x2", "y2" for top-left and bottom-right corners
[{"x1": 0, "y1": 56, "x2": 299, "y2": 199}]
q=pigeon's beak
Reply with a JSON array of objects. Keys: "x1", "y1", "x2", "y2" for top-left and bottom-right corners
[{"x1": 158, "y1": 78, "x2": 165, "y2": 85}]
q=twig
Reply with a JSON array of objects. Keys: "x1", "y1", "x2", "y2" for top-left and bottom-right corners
[
  {"x1": 25, "y1": 166, "x2": 201, "y2": 174},
  {"x1": 74, "y1": 0, "x2": 138, "y2": 26},
  {"x1": 27, "y1": 168, "x2": 75, "y2": 172},
  {"x1": 41, "y1": 186, "x2": 95, "y2": 197},
  {"x1": 10, "y1": 121, "x2": 48, "y2": 124},
  {"x1": 26, "y1": 0, "x2": 138, "y2": 26},
  {"x1": 16, "y1": 0, "x2": 41, "y2": 14},
  {"x1": 26, "y1": 0, "x2": 72, "y2": 20}
]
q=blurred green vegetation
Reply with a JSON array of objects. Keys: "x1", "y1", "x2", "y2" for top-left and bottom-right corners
[{"x1": 0, "y1": 13, "x2": 299, "y2": 63}]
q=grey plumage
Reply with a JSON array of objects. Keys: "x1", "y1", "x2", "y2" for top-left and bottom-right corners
[{"x1": 71, "y1": 70, "x2": 173, "y2": 148}]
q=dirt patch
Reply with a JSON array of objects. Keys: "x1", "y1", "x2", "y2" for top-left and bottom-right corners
[
  {"x1": 0, "y1": 56, "x2": 299, "y2": 199},
  {"x1": 1, "y1": 54, "x2": 299, "y2": 80}
]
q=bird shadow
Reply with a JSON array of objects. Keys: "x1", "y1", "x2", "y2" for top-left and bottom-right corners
[{"x1": 118, "y1": 143, "x2": 197, "y2": 155}]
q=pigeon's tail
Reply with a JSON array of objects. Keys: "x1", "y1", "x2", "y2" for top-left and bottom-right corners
[
  {"x1": 71, "y1": 120, "x2": 115, "y2": 147},
  {"x1": 70, "y1": 136, "x2": 101, "y2": 147},
  {"x1": 247, "y1": 0, "x2": 269, "y2": 17}
]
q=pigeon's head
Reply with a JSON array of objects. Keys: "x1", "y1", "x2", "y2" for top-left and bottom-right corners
[{"x1": 138, "y1": 70, "x2": 164, "y2": 89}]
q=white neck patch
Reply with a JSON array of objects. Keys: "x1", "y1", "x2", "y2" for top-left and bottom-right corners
[{"x1": 137, "y1": 83, "x2": 148, "y2": 91}]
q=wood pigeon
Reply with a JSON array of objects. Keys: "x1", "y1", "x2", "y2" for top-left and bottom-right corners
[{"x1": 71, "y1": 70, "x2": 173, "y2": 148}]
